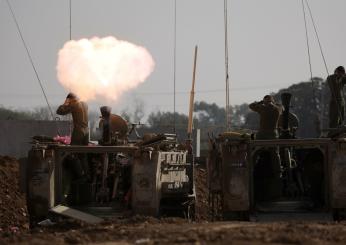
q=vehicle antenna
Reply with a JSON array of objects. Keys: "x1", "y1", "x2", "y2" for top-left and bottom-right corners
[
  {"x1": 5, "y1": 0, "x2": 57, "y2": 126},
  {"x1": 224, "y1": 0, "x2": 231, "y2": 131},
  {"x1": 69, "y1": 0, "x2": 72, "y2": 40},
  {"x1": 300, "y1": 0, "x2": 331, "y2": 132},
  {"x1": 173, "y1": 0, "x2": 177, "y2": 133}
]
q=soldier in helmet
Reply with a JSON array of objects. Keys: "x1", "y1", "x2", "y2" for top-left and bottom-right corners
[
  {"x1": 327, "y1": 66, "x2": 346, "y2": 128},
  {"x1": 98, "y1": 106, "x2": 128, "y2": 145},
  {"x1": 57, "y1": 92, "x2": 89, "y2": 145},
  {"x1": 249, "y1": 95, "x2": 282, "y2": 139}
]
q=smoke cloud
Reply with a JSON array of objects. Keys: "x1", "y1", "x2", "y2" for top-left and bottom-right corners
[{"x1": 57, "y1": 36, "x2": 155, "y2": 102}]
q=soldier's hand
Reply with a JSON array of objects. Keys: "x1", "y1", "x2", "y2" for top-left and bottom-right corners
[{"x1": 63, "y1": 98, "x2": 71, "y2": 106}]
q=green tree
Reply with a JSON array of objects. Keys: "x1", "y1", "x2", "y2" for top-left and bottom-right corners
[{"x1": 0, "y1": 107, "x2": 33, "y2": 120}]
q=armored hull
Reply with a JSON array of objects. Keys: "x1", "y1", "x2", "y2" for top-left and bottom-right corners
[
  {"x1": 208, "y1": 136, "x2": 346, "y2": 221},
  {"x1": 25, "y1": 139, "x2": 195, "y2": 225}
]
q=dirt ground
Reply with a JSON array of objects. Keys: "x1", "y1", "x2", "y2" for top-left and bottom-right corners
[
  {"x1": 3, "y1": 159, "x2": 346, "y2": 244},
  {"x1": 3, "y1": 218, "x2": 346, "y2": 245},
  {"x1": 0, "y1": 156, "x2": 29, "y2": 233}
]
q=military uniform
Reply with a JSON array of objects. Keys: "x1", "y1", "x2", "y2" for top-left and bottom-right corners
[
  {"x1": 57, "y1": 98, "x2": 89, "y2": 202},
  {"x1": 327, "y1": 74, "x2": 346, "y2": 128},
  {"x1": 57, "y1": 100, "x2": 89, "y2": 145},
  {"x1": 249, "y1": 101, "x2": 282, "y2": 139},
  {"x1": 250, "y1": 99, "x2": 283, "y2": 200}
]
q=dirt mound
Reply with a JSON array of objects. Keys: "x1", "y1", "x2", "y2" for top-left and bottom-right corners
[
  {"x1": 195, "y1": 165, "x2": 209, "y2": 221},
  {"x1": 0, "y1": 156, "x2": 29, "y2": 233}
]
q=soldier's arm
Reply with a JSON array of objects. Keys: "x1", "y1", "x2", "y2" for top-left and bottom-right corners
[
  {"x1": 56, "y1": 105, "x2": 71, "y2": 115},
  {"x1": 249, "y1": 101, "x2": 264, "y2": 112},
  {"x1": 341, "y1": 76, "x2": 346, "y2": 86},
  {"x1": 56, "y1": 103, "x2": 72, "y2": 115}
]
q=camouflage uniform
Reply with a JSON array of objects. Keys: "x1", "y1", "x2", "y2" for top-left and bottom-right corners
[
  {"x1": 249, "y1": 101, "x2": 282, "y2": 139},
  {"x1": 57, "y1": 100, "x2": 89, "y2": 145},
  {"x1": 327, "y1": 74, "x2": 346, "y2": 128}
]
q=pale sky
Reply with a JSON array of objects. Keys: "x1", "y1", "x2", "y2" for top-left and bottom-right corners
[{"x1": 1, "y1": 0, "x2": 345, "y2": 116}]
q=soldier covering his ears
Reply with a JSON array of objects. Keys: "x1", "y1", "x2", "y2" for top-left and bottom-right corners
[
  {"x1": 56, "y1": 92, "x2": 89, "y2": 145},
  {"x1": 249, "y1": 95, "x2": 282, "y2": 139}
]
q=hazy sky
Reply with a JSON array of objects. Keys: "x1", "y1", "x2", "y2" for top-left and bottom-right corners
[{"x1": 1, "y1": 0, "x2": 346, "y2": 116}]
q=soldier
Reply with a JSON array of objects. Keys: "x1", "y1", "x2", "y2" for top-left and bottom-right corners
[
  {"x1": 98, "y1": 106, "x2": 128, "y2": 145},
  {"x1": 57, "y1": 93, "x2": 89, "y2": 201},
  {"x1": 250, "y1": 95, "x2": 282, "y2": 200},
  {"x1": 327, "y1": 66, "x2": 346, "y2": 128},
  {"x1": 57, "y1": 92, "x2": 89, "y2": 145},
  {"x1": 249, "y1": 95, "x2": 282, "y2": 139}
]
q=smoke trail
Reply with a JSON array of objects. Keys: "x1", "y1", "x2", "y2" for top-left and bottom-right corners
[{"x1": 57, "y1": 36, "x2": 155, "y2": 101}]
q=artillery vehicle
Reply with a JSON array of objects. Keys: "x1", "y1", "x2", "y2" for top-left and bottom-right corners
[
  {"x1": 24, "y1": 111, "x2": 195, "y2": 225},
  {"x1": 208, "y1": 93, "x2": 346, "y2": 221}
]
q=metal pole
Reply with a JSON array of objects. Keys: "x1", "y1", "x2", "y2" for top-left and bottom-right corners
[
  {"x1": 187, "y1": 45, "x2": 198, "y2": 138},
  {"x1": 173, "y1": 0, "x2": 177, "y2": 133},
  {"x1": 224, "y1": 0, "x2": 231, "y2": 131}
]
